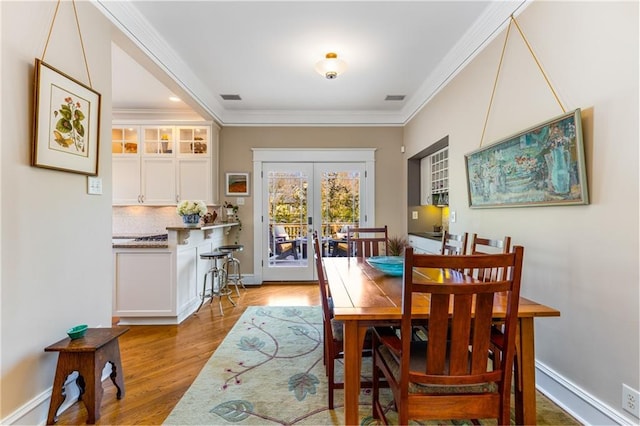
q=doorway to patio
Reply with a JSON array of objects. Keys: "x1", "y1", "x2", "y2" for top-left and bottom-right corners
[{"x1": 252, "y1": 149, "x2": 376, "y2": 282}]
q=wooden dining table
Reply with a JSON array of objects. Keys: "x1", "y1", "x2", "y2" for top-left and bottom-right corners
[{"x1": 323, "y1": 256, "x2": 560, "y2": 425}]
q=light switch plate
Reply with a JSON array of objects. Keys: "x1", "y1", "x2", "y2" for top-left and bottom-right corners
[
  {"x1": 450, "y1": 211, "x2": 456, "y2": 223},
  {"x1": 236, "y1": 197, "x2": 245, "y2": 205},
  {"x1": 87, "y1": 176, "x2": 102, "y2": 195},
  {"x1": 412, "y1": 211, "x2": 418, "y2": 219}
]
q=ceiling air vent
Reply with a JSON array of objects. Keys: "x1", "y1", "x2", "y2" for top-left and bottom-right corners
[
  {"x1": 385, "y1": 95, "x2": 405, "y2": 101},
  {"x1": 220, "y1": 94, "x2": 242, "y2": 101}
]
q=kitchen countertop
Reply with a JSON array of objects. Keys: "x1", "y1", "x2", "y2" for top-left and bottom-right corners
[
  {"x1": 113, "y1": 222, "x2": 239, "y2": 249},
  {"x1": 408, "y1": 231, "x2": 443, "y2": 241},
  {"x1": 165, "y1": 222, "x2": 238, "y2": 231}
]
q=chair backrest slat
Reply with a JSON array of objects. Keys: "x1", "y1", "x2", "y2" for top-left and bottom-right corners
[
  {"x1": 469, "y1": 233, "x2": 512, "y2": 280},
  {"x1": 313, "y1": 232, "x2": 333, "y2": 326},
  {"x1": 346, "y1": 226, "x2": 388, "y2": 260},
  {"x1": 440, "y1": 230, "x2": 469, "y2": 255}
]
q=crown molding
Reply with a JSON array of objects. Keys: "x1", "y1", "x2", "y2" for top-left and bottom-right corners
[
  {"x1": 402, "y1": 0, "x2": 531, "y2": 124},
  {"x1": 95, "y1": 0, "x2": 529, "y2": 126}
]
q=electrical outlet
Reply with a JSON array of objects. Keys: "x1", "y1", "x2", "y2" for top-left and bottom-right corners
[
  {"x1": 622, "y1": 384, "x2": 640, "y2": 417},
  {"x1": 412, "y1": 211, "x2": 418, "y2": 220}
]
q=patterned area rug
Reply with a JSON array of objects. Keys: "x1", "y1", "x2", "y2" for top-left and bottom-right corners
[{"x1": 163, "y1": 306, "x2": 578, "y2": 425}]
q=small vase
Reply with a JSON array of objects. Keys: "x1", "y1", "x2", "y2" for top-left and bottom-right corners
[{"x1": 182, "y1": 214, "x2": 200, "y2": 227}]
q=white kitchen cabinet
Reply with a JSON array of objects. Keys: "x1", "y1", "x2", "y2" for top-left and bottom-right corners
[
  {"x1": 113, "y1": 249, "x2": 175, "y2": 317},
  {"x1": 420, "y1": 156, "x2": 431, "y2": 205},
  {"x1": 177, "y1": 158, "x2": 211, "y2": 204},
  {"x1": 112, "y1": 122, "x2": 217, "y2": 206},
  {"x1": 142, "y1": 157, "x2": 176, "y2": 204},
  {"x1": 408, "y1": 235, "x2": 441, "y2": 254},
  {"x1": 113, "y1": 224, "x2": 230, "y2": 325},
  {"x1": 113, "y1": 157, "x2": 141, "y2": 204},
  {"x1": 420, "y1": 147, "x2": 449, "y2": 206}
]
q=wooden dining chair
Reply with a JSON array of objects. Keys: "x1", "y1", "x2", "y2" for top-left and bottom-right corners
[
  {"x1": 371, "y1": 246, "x2": 525, "y2": 425},
  {"x1": 346, "y1": 225, "x2": 388, "y2": 260},
  {"x1": 312, "y1": 231, "x2": 373, "y2": 409},
  {"x1": 440, "y1": 230, "x2": 468, "y2": 255},
  {"x1": 469, "y1": 233, "x2": 512, "y2": 281}
]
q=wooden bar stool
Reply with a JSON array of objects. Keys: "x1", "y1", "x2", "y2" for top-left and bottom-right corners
[
  {"x1": 44, "y1": 327, "x2": 129, "y2": 425},
  {"x1": 218, "y1": 244, "x2": 246, "y2": 296},
  {"x1": 197, "y1": 251, "x2": 235, "y2": 315}
]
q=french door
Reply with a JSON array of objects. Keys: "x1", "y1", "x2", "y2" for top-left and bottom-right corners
[
  {"x1": 260, "y1": 162, "x2": 366, "y2": 281},
  {"x1": 253, "y1": 148, "x2": 376, "y2": 283}
]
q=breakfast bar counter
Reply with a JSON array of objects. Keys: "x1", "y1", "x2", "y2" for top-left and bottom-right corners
[{"x1": 112, "y1": 222, "x2": 238, "y2": 325}]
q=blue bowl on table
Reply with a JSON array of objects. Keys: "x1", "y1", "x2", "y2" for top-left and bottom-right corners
[{"x1": 366, "y1": 256, "x2": 404, "y2": 276}]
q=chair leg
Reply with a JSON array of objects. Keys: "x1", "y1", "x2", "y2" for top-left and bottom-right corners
[{"x1": 327, "y1": 357, "x2": 335, "y2": 409}]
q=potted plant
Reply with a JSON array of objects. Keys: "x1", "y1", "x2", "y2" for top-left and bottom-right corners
[
  {"x1": 387, "y1": 235, "x2": 410, "y2": 256},
  {"x1": 223, "y1": 201, "x2": 242, "y2": 244}
]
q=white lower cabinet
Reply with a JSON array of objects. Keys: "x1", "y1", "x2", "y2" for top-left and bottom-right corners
[
  {"x1": 113, "y1": 225, "x2": 228, "y2": 325},
  {"x1": 408, "y1": 235, "x2": 442, "y2": 254},
  {"x1": 113, "y1": 249, "x2": 175, "y2": 317}
]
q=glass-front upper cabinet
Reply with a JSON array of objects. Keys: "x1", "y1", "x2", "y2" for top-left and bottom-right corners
[
  {"x1": 112, "y1": 127, "x2": 139, "y2": 154},
  {"x1": 142, "y1": 126, "x2": 175, "y2": 155},
  {"x1": 177, "y1": 126, "x2": 210, "y2": 155},
  {"x1": 430, "y1": 147, "x2": 448, "y2": 196}
]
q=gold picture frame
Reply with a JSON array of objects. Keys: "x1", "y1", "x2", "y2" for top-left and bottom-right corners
[
  {"x1": 32, "y1": 59, "x2": 101, "y2": 175},
  {"x1": 465, "y1": 109, "x2": 588, "y2": 208}
]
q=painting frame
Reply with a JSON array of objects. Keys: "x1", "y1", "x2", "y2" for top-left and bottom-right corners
[
  {"x1": 465, "y1": 108, "x2": 588, "y2": 208},
  {"x1": 32, "y1": 59, "x2": 101, "y2": 176},
  {"x1": 225, "y1": 172, "x2": 250, "y2": 196}
]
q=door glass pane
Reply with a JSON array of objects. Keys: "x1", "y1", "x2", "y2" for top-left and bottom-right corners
[
  {"x1": 319, "y1": 171, "x2": 360, "y2": 257},
  {"x1": 267, "y1": 170, "x2": 308, "y2": 268}
]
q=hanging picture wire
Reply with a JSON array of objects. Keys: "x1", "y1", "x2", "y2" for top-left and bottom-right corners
[
  {"x1": 479, "y1": 15, "x2": 566, "y2": 149},
  {"x1": 32, "y1": 0, "x2": 101, "y2": 175},
  {"x1": 466, "y1": 14, "x2": 588, "y2": 208}
]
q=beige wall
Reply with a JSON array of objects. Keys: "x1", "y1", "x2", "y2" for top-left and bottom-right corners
[
  {"x1": 1, "y1": 1, "x2": 113, "y2": 423},
  {"x1": 219, "y1": 126, "x2": 404, "y2": 272},
  {"x1": 403, "y1": 1, "x2": 638, "y2": 422}
]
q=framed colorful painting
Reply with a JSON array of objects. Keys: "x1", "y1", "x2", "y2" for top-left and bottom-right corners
[
  {"x1": 225, "y1": 172, "x2": 250, "y2": 196},
  {"x1": 32, "y1": 59, "x2": 101, "y2": 175},
  {"x1": 465, "y1": 109, "x2": 588, "y2": 208}
]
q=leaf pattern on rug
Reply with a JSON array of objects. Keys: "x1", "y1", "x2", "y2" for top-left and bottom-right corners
[
  {"x1": 288, "y1": 372, "x2": 320, "y2": 401},
  {"x1": 210, "y1": 400, "x2": 254, "y2": 422},
  {"x1": 237, "y1": 336, "x2": 266, "y2": 351}
]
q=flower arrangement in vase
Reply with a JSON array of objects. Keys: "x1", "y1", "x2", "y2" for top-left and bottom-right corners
[{"x1": 177, "y1": 200, "x2": 207, "y2": 227}]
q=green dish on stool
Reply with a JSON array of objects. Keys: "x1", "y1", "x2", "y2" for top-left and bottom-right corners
[{"x1": 67, "y1": 324, "x2": 88, "y2": 339}]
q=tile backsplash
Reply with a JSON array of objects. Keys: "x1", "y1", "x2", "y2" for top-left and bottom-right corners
[{"x1": 112, "y1": 206, "x2": 217, "y2": 236}]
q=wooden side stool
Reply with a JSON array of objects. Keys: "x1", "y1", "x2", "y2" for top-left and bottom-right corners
[{"x1": 44, "y1": 327, "x2": 129, "y2": 424}]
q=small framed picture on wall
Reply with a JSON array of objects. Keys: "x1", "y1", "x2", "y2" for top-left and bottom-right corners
[{"x1": 225, "y1": 172, "x2": 250, "y2": 196}]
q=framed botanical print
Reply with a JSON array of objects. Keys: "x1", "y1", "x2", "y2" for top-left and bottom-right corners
[{"x1": 32, "y1": 59, "x2": 101, "y2": 175}]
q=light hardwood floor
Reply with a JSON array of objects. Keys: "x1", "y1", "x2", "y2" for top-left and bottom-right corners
[{"x1": 53, "y1": 283, "x2": 319, "y2": 425}]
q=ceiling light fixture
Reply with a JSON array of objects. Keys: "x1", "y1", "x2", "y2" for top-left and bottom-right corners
[
  {"x1": 315, "y1": 52, "x2": 347, "y2": 79},
  {"x1": 169, "y1": 96, "x2": 181, "y2": 102}
]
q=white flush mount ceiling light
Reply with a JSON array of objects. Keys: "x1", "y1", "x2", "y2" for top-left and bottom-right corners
[
  {"x1": 169, "y1": 96, "x2": 181, "y2": 102},
  {"x1": 315, "y1": 52, "x2": 347, "y2": 79}
]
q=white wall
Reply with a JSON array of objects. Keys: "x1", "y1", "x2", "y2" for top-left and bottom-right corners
[
  {"x1": 1, "y1": 1, "x2": 113, "y2": 423},
  {"x1": 403, "y1": 1, "x2": 638, "y2": 423}
]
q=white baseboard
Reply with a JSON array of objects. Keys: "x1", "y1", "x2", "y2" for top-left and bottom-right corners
[
  {"x1": 536, "y1": 360, "x2": 639, "y2": 425},
  {"x1": 1, "y1": 366, "x2": 112, "y2": 425}
]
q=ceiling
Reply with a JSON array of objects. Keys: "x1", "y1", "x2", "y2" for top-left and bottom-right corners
[{"x1": 99, "y1": 1, "x2": 528, "y2": 126}]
